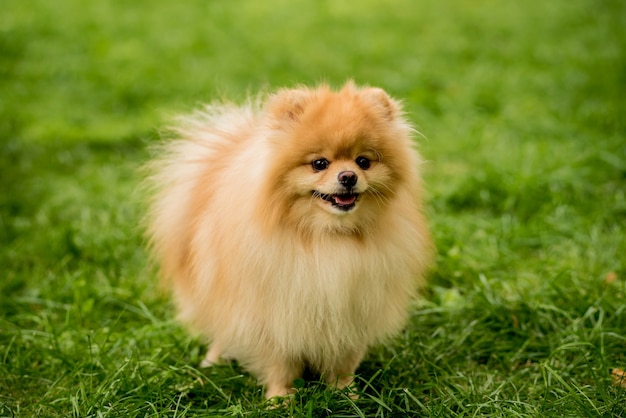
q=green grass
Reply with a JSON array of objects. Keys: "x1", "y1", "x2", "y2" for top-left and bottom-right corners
[{"x1": 1, "y1": 0, "x2": 625, "y2": 416}]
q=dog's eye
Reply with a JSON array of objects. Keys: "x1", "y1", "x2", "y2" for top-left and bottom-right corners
[
  {"x1": 355, "y1": 156, "x2": 371, "y2": 170},
  {"x1": 312, "y1": 158, "x2": 330, "y2": 171}
]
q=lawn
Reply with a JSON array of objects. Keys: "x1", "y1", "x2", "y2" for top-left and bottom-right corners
[{"x1": 1, "y1": 0, "x2": 625, "y2": 416}]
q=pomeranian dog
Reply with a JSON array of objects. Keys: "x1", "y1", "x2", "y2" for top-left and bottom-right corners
[{"x1": 145, "y1": 82, "x2": 432, "y2": 399}]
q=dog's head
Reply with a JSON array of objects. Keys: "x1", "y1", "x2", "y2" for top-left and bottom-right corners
[{"x1": 257, "y1": 82, "x2": 422, "y2": 236}]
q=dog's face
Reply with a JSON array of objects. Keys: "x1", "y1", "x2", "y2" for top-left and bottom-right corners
[
  {"x1": 309, "y1": 153, "x2": 374, "y2": 214},
  {"x1": 258, "y1": 83, "x2": 418, "y2": 235},
  {"x1": 298, "y1": 143, "x2": 389, "y2": 219}
]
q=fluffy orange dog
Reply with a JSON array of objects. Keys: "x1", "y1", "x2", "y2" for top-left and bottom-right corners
[{"x1": 146, "y1": 82, "x2": 432, "y2": 399}]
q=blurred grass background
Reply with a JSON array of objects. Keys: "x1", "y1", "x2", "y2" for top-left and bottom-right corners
[{"x1": 1, "y1": 0, "x2": 625, "y2": 416}]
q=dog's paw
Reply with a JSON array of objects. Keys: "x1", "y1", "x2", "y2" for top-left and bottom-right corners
[
  {"x1": 264, "y1": 390, "x2": 295, "y2": 410},
  {"x1": 200, "y1": 343, "x2": 222, "y2": 368}
]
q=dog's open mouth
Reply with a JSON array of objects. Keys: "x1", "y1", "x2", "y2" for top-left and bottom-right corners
[{"x1": 313, "y1": 191, "x2": 359, "y2": 211}]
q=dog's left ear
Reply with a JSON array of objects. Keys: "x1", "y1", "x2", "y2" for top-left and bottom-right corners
[{"x1": 361, "y1": 87, "x2": 400, "y2": 121}]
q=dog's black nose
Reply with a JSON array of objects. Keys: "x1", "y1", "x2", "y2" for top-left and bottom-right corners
[{"x1": 338, "y1": 171, "x2": 357, "y2": 188}]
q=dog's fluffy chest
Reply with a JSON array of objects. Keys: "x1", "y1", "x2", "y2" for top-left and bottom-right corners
[{"x1": 252, "y1": 237, "x2": 412, "y2": 357}]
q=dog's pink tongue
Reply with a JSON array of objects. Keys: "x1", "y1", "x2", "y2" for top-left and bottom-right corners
[{"x1": 333, "y1": 195, "x2": 356, "y2": 205}]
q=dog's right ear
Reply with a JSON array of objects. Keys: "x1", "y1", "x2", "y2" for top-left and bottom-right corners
[{"x1": 266, "y1": 88, "x2": 313, "y2": 125}]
